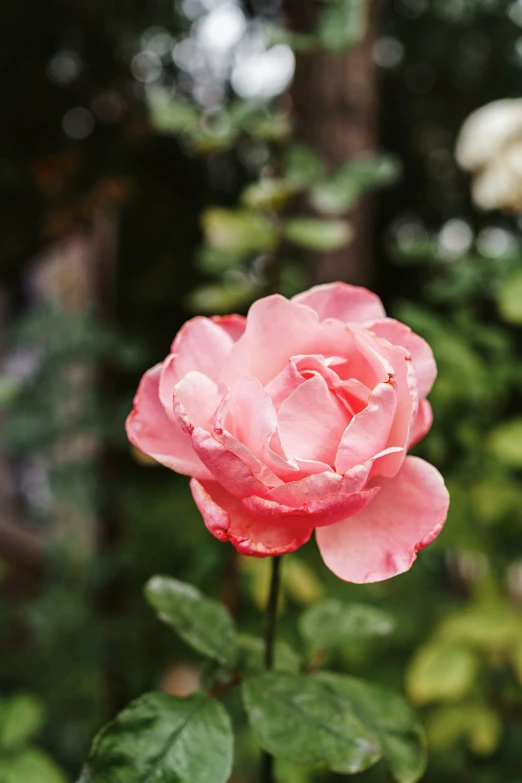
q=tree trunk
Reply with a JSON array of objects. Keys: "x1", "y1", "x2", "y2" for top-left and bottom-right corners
[{"x1": 284, "y1": 0, "x2": 379, "y2": 286}]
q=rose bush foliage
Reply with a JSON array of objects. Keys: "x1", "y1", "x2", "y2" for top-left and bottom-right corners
[{"x1": 127, "y1": 283, "x2": 449, "y2": 583}]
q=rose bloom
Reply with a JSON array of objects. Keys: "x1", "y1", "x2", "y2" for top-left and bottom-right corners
[
  {"x1": 127, "y1": 283, "x2": 449, "y2": 583},
  {"x1": 456, "y1": 98, "x2": 522, "y2": 212}
]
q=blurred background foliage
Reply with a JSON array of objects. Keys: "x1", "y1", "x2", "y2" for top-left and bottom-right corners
[{"x1": 2, "y1": 0, "x2": 522, "y2": 781}]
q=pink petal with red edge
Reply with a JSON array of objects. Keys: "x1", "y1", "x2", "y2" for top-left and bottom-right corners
[
  {"x1": 277, "y1": 374, "x2": 351, "y2": 466},
  {"x1": 216, "y1": 429, "x2": 285, "y2": 487},
  {"x1": 359, "y1": 329, "x2": 418, "y2": 478},
  {"x1": 293, "y1": 282, "x2": 386, "y2": 324},
  {"x1": 171, "y1": 316, "x2": 234, "y2": 382},
  {"x1": 215, "y1": 379, "x2": 291, "y2": 484},
  {"x1": 335, "y1": 381, "x2": 397, "y2": 474},
  {"x1": 126, "y1": 365, "x2": 212, "y2": 480},
  {"x1": 243, "y1": 486, "x2": 379, "y2": 528},
  {"x1": 191, "y1": 427, "x2": 273, "y2": 498},
  {"x1": 316, "y1": 456, "x2": 449, "y2": 584},
  {"x1": 277, "y1": 467, "x2": 373, "y2": 505},
  {"x1": 409, "y1": 400, "x2": 433, "y2": 448},
  {"x1": 217, "y1": 377, "x2": 278, "y2": 463},
  {"x1": 172, "y1": 371, "x2": 222, "y2": 433},
  {"x1": 367, "y1": 318, "x2": 437, "y2": 399},
  {"x1": 221, "y1": 294, "x2": 354, "y2": 386},
  {"x1": 191, "y1": 479, "x2": 313, "y2": 557},
  {"x1": 211, "y1": 314, "x2": 247, "y2": 342}
]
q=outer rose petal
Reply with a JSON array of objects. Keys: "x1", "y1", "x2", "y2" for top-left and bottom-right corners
[
  {"x1": 242, "y1": 486, "x2": 379, "y2": 528},
  {"x1": 158, "y1": 354, "x2": 179, "y2": 421},
  {"x1": 261, "y1": 466, "x2": 368, "y2": 507},
  {"x1": 293, "y1": 282, "x2": 386, "y2": 324},
  {"x1": 126, "y1": 365, "x2": 212, "y2": 480},
  {"x1": 409, "y1": 400, "x2": 433, "y2": 448},
  {"x1": 191, "y1": 427, "x2": 272, "y2": 498},
  {"x1": 171, "y1": 316, "x2": 235, "y2": 382},
  {"x1": 316, "y1": 456, "x2": 449, "y2": 584},
  {"x1": 367, "y1": 319, "x2": 437, "y2": 399},
  {"x1": 191, "y1": 479, "x2": 313, "y2": 557}
]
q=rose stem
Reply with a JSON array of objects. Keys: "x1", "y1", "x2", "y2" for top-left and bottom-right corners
[{"x1": 261, "y1": 556, "x2": 283, "y2": 782}]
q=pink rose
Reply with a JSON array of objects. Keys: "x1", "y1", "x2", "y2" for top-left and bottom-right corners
[{"x1": 126, "y1": 283, "x2": 449, "y2": 583}]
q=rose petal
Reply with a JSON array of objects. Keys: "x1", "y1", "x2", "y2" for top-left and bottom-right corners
[
  {"x1": 126, "y1": 365, "x2": 211, "y2": 480},
  {"x1": 367, "y1": 318, "x2": 437, "y2": 399},
  {"x1": 293, "y1": 282, "x2": 386, "y2": 324},
  {"x1": 172, "y1": 371, "x2": 222, "y2": 433},
  {"x1": 265, "y1": 360, "x2": 305, "y2": 412},
  {"x1": 191, "y1": 479, "x2": 313, "y2": 557},
  {"x1": 243, "y1": 486, "x2": 379, "y2": 528},
  {"x1": 359, "y1": 329, "x2": 418, "y2": 478},
  {"x1": 158, "y1": 354, "x2": 179, "y2": 421},
  {"x1": 218, "y1": 377, "x2": 278, "y2": 463},
  {"x1": 409, "y1": 400, "x2": 434, "y2": 448},
  {"x1": 337, "y1": 331, "x2": 393, "y2": 389},
  {"x1": 316, "y1": 456, "x2": 449, "y2": 584},
  {"x1": 277, "y1": 375, "x2": 351, "y2": 466},
  {"x1": 191, "y1": 427, "x2": 271, "y2": 498},
  {"x1": 172, "y1": 316, "x2": 235, "y2": 382},
  {"x1": 221, "y1": 295, "x2": 353, "y2": 387},
  {"x1": 335, "y1": 381, "x2": 398, "y2": 474},
  {"x1": 211, "y1": 314, "x2": 247, "y2": 342},
  {"x1": 215, "y1": 378, "x2": 292, "y2": 485}
]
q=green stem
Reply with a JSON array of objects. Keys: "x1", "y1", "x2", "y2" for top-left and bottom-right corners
[{"x1": 261, "y1": 556, "x2": 283, "y2": 782}]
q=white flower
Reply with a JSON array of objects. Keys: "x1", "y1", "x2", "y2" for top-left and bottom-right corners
[{"x1": 455, "y1": 98, "x2": 522, "y2": 211}]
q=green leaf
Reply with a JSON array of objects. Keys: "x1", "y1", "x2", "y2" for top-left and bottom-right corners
[
  {"x1": 242, "y1": 672, "x2": 380, "y2": 774},
  {"x1": 187, "y1": 279, "x2": 259, "y2": 314},
  {"x1": 241, "y1": 179, "x2": 297, "y2": 212},
  {"x1": 437, "y1": 603, "x2": 522, "y2": 653},
  {"x1": 0, "y1": 749, "x2": 67, "y2": 783},
  {"x1": 202, "y1": 209, "x2": 277, "y2": 253},
  {"x1": 311, "y1": 155, "x2": 402, "y2": 215},
  {"x1": 196, "y1": 246, "x2": 246, "y2": 274},
  {"x1": 342, "y1": 155, "x2": 402, "y2": 189},
  {"x1": 489, "y1": 418, "x2": 522, "y2": 468},
  {"x1": 147, "y1": 92, "x2": 200, "y2": 135},
  {"x1": 406, "y1": 643, "x2": 479, "y2": 705},
  {"x1": 426, "y1": 702, "x2": 502, "y2": 756},
  {"x1": 317, "y1": 0, "x2": 367, "y2": 52},
  {"x1": 190, "y1": 127, "x2": 237, "y2": 154},
  {"x1": 0, "y1": 377, "x2": 20, "y2": 406},
  {"x1": 77, "y1": 692, "x2": 233, "y2": 783},
  {"x1": 236, "y1": 635, "x2": 300, "y2": 676},
  {"x1": 283, "y1": 556, "x2": 324, "y2": 606},
  {"x1": 284, "y1": 145, "x2": 327, "y2": 188},
  {"x1": 315, "y1": 673, "x2": 427, "y2": 783},
  {"x1": 229, "y1": 102, "x2": 292, "y2": 142},
  {"x1": 283, "y1": 218, "x2": 352, "y2": 251},
  {"x1": 145, "y1": 576, "x2": 237, "y2": 667},
  {"x1": 496, "y1": 267, "x2": 522, "y2": 324},
  {"x1": 310, "y1": 180, "x2": 361, "y2": 215},
  {"x1": 300, "y1": 600, "x2": 395, "y2": 650},
  {"x1": 0, "y1": 694, "x2": 44, "y2": 750}
]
